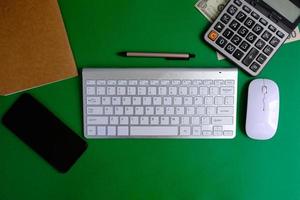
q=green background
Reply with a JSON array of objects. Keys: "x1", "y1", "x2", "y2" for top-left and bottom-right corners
[{"x1": 1, "y1": 0, "x2": 300, "y2": 199}]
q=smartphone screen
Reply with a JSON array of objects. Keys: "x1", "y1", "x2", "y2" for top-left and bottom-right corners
[{"x1": 2, "y1": 93, "x2": 87, "y2": 173}]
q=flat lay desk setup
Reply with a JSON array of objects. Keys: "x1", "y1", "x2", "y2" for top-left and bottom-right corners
[{"x1": 0, "y1": 0, "x2": 300, "y2": 199}]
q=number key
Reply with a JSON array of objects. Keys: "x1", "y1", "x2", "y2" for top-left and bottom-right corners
[
  {"x1": 223, "y1": 28, "x2": 234, "y2": 39},
  {"x1": 216, "y1": 36, "x2": 228, "y2": 48},
  {"x1": 236, "y1": 11, "x2": 247, "y2": 22},
  {"x1": 238, "y1": 26, "x2": 249, "y2": 37},
  {"x1": 229, "y1": 20, "x2": 241, "y2": 31},
  {"x1": 246, "y1": 32, "x2": 257, "y2": 43},
  {"x1": 231, "y1": 35, "x2": 242, "y2": 45},
  {"x1": 225, "y1": 43, "x2": 236, "y2": 54},
  {"x1": 240, "y1": 41, "x2": 251, "y2": 52},
  {"x1": 253, "y1": 24, "x2": 263, "y2": 35},
  {"x1": 244, "y1": 18, "x2": 255, "y2": 28}
]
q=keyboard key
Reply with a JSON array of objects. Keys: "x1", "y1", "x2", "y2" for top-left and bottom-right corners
[
  {"x1": 256, "y1": 53, "x2": 267, "y2": 64},
  {"x1": 180, "y1": 127, "x2": 191, "y2": 136},
  {"x1": 269, "y1": 36, "x2": 280, "y2": 47},
  {"x1": 212, "y1": 116, "x2": 233, "y2": 125},
  {"x1": 87, "y1": 126, "x2": 96, "y2": 136},
  {"x1": 87, "y1": 97, "x2": 100, "y2": 105},
  {"x1": 220, "y1": 87, "x2": 234, "y2": 95},
  {"x1": 263, "y1": 45, "x2": 273, "y2": 56},
  {"x1": 225, "y1": 43, "x2": 236, "y2": 54},
  {"x1": 87, "y1": 116, "x2": 108, "y2": 125},
  {"x1": 238, "y1": 26, "x2": 249, "y2": 37},
  {"x1": 244, "y1": 18, "x2": 255, "y2": 29},
  {"x1": 229, "y1": 20, "x2": 241, "y2": 31},
  {"x1": 117, "y1": 126, "x2": 129, "y2": 136},
  {"x1": 107, "y1": 126, "x2": 117, "y2": 136},
  {"x1": 249, "y1": 62, "x2": 261, "y2": 72},
  {"x1": 231, "y1": 35, "x2": 242, "y2": 45},
  {"x1": 259, "y1": 18, "x2": 268, "y2": 26},
  {"x1": 227, "y1": 5, "x2": 238, "y2": 15},
  {"x1": 252, "y1": 24, "x2": 263, "y2": 35},
  {"x1": 97, "y1": 126, "x2": 106, "y2": 136},
  {"x1": 233, "y1": 49, "x2": 244, "y2": 60},
  {"x1": 214, "y1": 22, "x2": 225, "y2": 33},
  {"x1": 130, "y1": 126, "x2": 178, "y2": 136},
  {"x1": 236, "y1": 11, "x2": 247, "y2": 22},
  {"x1": 255, "y1": 39, "x2": 266, "y2": 50},
  {"x1": 217, "y1": 107, "x2": 234, "y2": 115},
  {"x1": 251, "y1": 11, "x2": 260, "y2": 19},
  {"x1": 216, "y1": 36, "x2": 228, "y2": 48},
  {"x1": 246, "y1": 32, "x2": 257, "y2": 43},
  {"x1": 262, "y1": 30, "x2": 272, "y2": 41},
  {"x1": 221, "y1": 13, "x2": 231, "y2": 24},
  {"x1": 223, "y1": 28, "x2": 234, "y2": 39},
  {"x1": 242, "y1": 47, "x2": 259, "y2": 66},
  {"x1": 239, "y1": 41, "x2": 251, "y2": 52}
]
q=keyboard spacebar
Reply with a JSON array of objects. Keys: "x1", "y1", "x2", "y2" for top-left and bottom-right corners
[{"x1": 130, "y1": 126, "x2": 178, "y2": 136}]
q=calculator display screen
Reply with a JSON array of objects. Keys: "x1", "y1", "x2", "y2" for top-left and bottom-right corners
[{"x1": 263, "y1": 0, "x2": 300, "y2": 22}]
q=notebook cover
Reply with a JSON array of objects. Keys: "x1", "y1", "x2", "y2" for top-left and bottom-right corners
[{"x1": 0, "y1": 0, "x2": 77, "y2": 96}]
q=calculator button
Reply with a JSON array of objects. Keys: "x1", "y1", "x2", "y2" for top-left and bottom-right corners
[
  {"x1": 244, "y1": 18, "x2": 255, "y2": 29},
  {"x1": 268, "y1": 25, "x2": 277, "y2": 32},
  {"x1": 251, "y1": 11, "x2": 260, "y2": 19},
  {"x1": 250, "y1": 62, "x2": 261, "y2": 72},
  {"x1": 256, "y1": 53, "x2": 267, "y2": 64},
  {"x1": 240, "y1": 41, "x2": 251, "y2": 52},
  {"x1": 276, "y1": 31, "x2": 285, "y2": 38},
  {"x1": 263, "y1": 45, "x2": 274, "y2": 56},
  {"x1": 262, "y1": 30, "x2": 272, "y2": 41},
  {"x1": 223, "y1": 28, "x2": 234, "y2": 39},
  {"x1": 227, "y1": 5, "x2": 238, "y2": 15},
  {"x1": 225, "y1": 43, "x2": 236, "y2": 54},
  {"x1": 252, "y1": 24, "x2": 263, "y2": 35},
  {"x1": 208, "y1": 30, "x2": 219, "y2": 41},
  {"x1": 242, "y1": 47, "x2": 259, "y2": 66},
  {"x1": 255, "y1": 39, "x2": 266, "y2": 50},
  {"x1": 236, "y1": 11, "x2": 247, "y2": 22},
  {"x1": 221, "y1": 13, "x2": 231, "y2": 24},
  {"x1": 216, "y1": 36, "x2": 228, "y2": 48},
  {"x1": 214, "y1": 22, "x2": 225, "y2": 33},
  {"x1": 259, "y1": 18, "x2": 268, "y2": 26},
  {"x1": 246, "y1": 32, "x2": 257, "y2": 43},
  {"x1": 269, "y1": 36, "x2": 280, "y2": 47},
  {"x1": 234, "y1": 0, "x2": 242, "y2": 6},
  {"x1": 231, "y1": 35, "x2": 242, "y2": 45},
  {"x1": 233, "y1": 49, "x2": 244, "y2": 60},
  {"x1": 242, "y1": 5, "x2": 251, "y2": 13},
  {"x1": 238, "y1": 26, "x2": 249, "y2": 37},
  {"x1": 229, "y1": 20, "x2": 241, "y2": 31}
]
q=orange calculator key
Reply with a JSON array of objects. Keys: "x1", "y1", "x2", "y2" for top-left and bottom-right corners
[{"x1": 208, "y1": 30, "x2": 219, "y2": 41}]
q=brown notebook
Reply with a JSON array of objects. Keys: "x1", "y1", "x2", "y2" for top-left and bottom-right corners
[{"x1": 0, "y1": 0, "x2": 77, "y2": 96}]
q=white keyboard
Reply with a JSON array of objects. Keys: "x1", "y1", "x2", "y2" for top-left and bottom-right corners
[{"x1": 82, "y1": 68, "x2": 238, "y2": 138}]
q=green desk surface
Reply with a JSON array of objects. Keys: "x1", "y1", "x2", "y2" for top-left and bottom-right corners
[{"x1": 1, "y1": 0, "x2": 300, "y2": 199}]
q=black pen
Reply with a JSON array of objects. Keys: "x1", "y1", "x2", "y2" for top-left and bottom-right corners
[{"x1": 118, "y1": 51, "x2": 196, "y2": 60}]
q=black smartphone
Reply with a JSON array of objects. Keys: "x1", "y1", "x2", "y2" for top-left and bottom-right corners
[{"x1": 2, "y1": 93, "x2": 87, "y2": 173}]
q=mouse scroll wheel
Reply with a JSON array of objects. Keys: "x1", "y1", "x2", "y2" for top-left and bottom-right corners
[{"x1": 262, "y1": 86, "x2": 268, "y2": 94}]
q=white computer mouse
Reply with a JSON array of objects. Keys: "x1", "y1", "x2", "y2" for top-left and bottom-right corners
[{"x1": 245, "y1": 79, "x2": 280, "y2": 140}]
